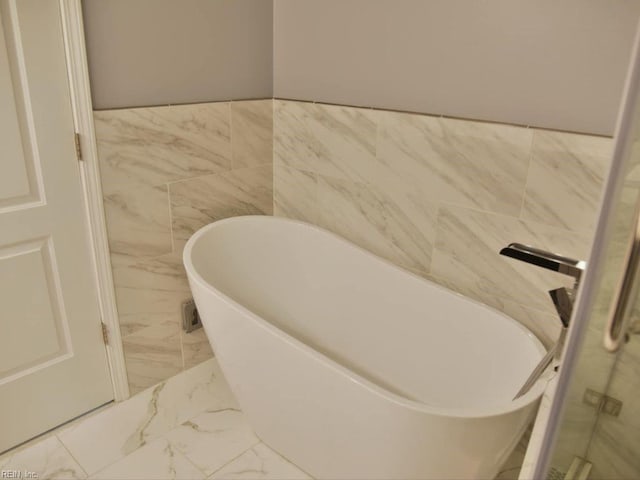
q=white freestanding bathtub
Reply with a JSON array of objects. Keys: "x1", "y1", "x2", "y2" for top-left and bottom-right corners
[{"x1": 183, "y1": 216, "x2": 547, "y2": 480}]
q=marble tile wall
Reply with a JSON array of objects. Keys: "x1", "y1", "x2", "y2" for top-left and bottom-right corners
[
  {"x1": 273, "y1": 99, "x2": 614, "y2": 347},
  {"x1": 94, "y1": 100, "x2": 273, "y2": 395}
]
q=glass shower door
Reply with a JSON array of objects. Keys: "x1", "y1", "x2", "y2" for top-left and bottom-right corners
[{"x1": 534, "y1": 22, "x2": 640, "y2": 479}]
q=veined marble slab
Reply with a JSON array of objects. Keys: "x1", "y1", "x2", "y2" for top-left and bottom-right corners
[
  {"x1": 169, "y1": 165, "x2": 273, "y2": 254},
  {"x1": 431, "y1": 204, "x2": 592, "y2": 312},
  {"x1": 273, "y1": 164, "x2": 318, "y2": 224},
  {"x1": 522, "y1": 130, "x2": 612, "y2": 233},
  {"x1": 274, "y1": 100, "x2": 378, "y2": 182},
  {"x1": 273, "y1": 99, "x2": 609, "y2": 341},
  {"x1": 95, "y1": 100, "x2": 275, "y2": 395},
  {"x1": 57, "y1": 359, "x2": 237, "y2": 475},
  {"x1": 425, "y1": 272, "x2": 561, "y2": 348},
  {"x1": 103, "y1": 184, "x2": 172, "y2": 257},
  {"x1": 0, "y1": 436, "x2": 87, "y2": 480},
  {"x1": 210, "y1": 443, "x2": 311, "y2": 480},
  {"x1": 181, "y1": 328, "x2": 214, "y2": 370},
  {"x1": 164, "y1": 409, "x2": 259, "y2": 476},
  {"x1": 122, "y1": 323, "x2": 184, "y2": 395},
  {"x1": 232, "y1": 100, "x2": 273, "y2": 169},
  {"x1": 111, "y1": 253, "x2": 191, "y2": 321},
  {"x1": 377, "y1": 110, "x2": 532, "y2": 216},
  {"x1": 95, "y1": 103, "x2": 231, "y2": 196},
  {"x1": 89, "y1": 437, "x2": 204, "y2": 480},
  {"x1": 315, "y1": 174, "x2": 436, "y2": 273}
]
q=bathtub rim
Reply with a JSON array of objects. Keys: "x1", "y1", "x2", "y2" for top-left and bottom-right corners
[{"x1": 183, "y1": 215, "x2": 549, "y2": 419}]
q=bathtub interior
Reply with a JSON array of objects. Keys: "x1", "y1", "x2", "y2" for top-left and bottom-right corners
[{"x1": 188, "y1": 216, "x2": 546, "y2": 412}]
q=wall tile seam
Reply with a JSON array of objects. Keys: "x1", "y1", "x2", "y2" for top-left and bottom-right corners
[
  {"x1": 164, "y1": 163, "x2": 274, "y2": 189},
  {"x1": 119, "y1": 322, "x2": 181, "y2": 340},
  {"x1": 56, "y1": 435, "x2": 88, "y2": 476},
  {"x1": 273, "y1": 164, "x2": 590, "y2": 259},
  {"x1": 434, "y1": 199, "x2": 596, "y2": 238},
  {"x1": 178, "y1": 329, "x2": 187, "y2": 372},
  {"x1": 291, "y1": 167, "x2": 580, "y2": 235},
  {"x1": 273, "y1": 97, "x2": 615, "y2": 139},
  {"x1": 100, "y1": 164, "x2": 273, "y2": 199},
  {"x1": 272, "y1": 173, "x2": 560, "y2": 316},
  {"x1": 517, "y1": 133, "x2": 537, "y2": 222},
  {"x1": 272, "y1": 162, "x2": 318, "y2": 178},
  {"x1": 271, "y1": 99, "x2": 277, "y2": 215},
  {"x1": 426, "y1": 257, "x2": 559, "y2": 315},
  {"x1": 228, "y1": 102, "x2": 235, "y2": 171},
  {"x1": 166, "y1": 184, "x2": 176, "y2": 255},
  {"x1": 106, "y1": 249, "x2": 181, "y2": 265},
  {"x1": 422, "y1": 271, "x2": 546, "y2": 313}
]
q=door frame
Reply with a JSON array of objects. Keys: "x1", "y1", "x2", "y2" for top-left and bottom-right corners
[{"x1": 58, "y1": 0, "x2": 129, "y2": 401}]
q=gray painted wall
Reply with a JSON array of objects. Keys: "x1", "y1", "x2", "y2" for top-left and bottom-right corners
[
  {"x1": 274, "y1": 0, "x2": 640, "y2": 135},
  {"x1": 83, "y1": 1, "x2": 639, "y2": 133},
  {"x1": 82, "y1": 0, "x2": 273, "y2": 110}
]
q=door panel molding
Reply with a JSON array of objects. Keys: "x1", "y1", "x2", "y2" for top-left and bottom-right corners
[
  {"x1": 59, "y1": 0, "x2": 129, "y2": 401},
  {"x1": 0, "y1": 1, "x2": 45, "y2": 212},
  {"x1": 0, "y1": 236, "x2": 73, "y2": 384}
]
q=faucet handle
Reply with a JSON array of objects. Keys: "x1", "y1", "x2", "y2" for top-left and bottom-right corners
[{"x1": 549, "y1": 287, "x2": 572, "y2": 328}]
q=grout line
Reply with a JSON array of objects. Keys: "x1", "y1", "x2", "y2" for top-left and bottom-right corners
[
  {"x1": 205, "y1": 440, "x2": 262, "y2": 478},
  {"x1": 169, "y1": 441, "x2": 210, "y2": 479},
  {"x1": 436, "y1": 199, "x2": 592, "y2": 237},
  {"x1": 165, "y1": 182, "x2": 185, "y2": 371},
  {"x1": 518, "y1": 131, "x2": 536, "y2": 221},
  {"x1": 55, "y1": 435, "x2": 90, "y2": 478},
  {"x1": 179, "y1": 328, "x2": 186, "y2": 372},
  {"x1": 167, "y1": 183, "x2": 175, "y2": 255},
  {"x1": 229, "y1": 101, "x2": 235, "y2": 171},
  {"x1": 427, "y1": 200, "x2": 523, "y2": 219},
  {"x1": 166, "y1": 170, "x2": 224, "y2": 187},
  {"x1": 165, "y1": 163, "x2": 271, "y2": 189},
  {"x1": 427, "y1": 200, "x2": 447, "y2": 277}
]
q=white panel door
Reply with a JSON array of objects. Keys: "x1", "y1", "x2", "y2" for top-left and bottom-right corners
[{"x1": 0, "y1": 0, "x2": 113, "y2": 453}]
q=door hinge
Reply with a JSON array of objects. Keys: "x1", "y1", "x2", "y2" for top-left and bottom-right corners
[
  {"x1": 564, "y1": 456, "x2": 593, "y2": 480},
  {"x1": 101, "y1": 321, "x2": 109, "y2": 345},
  {"x1": 583, "y1": 388, "x2": 623, "y2": 416},
  {"x1": 74, "y1": 132, "x2": 83, "y2": 161}
]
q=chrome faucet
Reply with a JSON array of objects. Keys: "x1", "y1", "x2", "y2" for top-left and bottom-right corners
[
  {"x1": 499, "y1": 243, "x2": 586, "y2": 399},
  {"x1": 499, "y1": 243, "x2": 585, "y2": 296}
]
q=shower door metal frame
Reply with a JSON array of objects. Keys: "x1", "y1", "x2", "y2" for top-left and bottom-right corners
[{"x1": 532, "y1": 18, "x2": 640, "y2": 479}]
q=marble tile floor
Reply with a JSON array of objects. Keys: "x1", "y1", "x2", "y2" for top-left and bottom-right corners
[
  {"x1": 1, "y1": 356, "x2": 530, "y2": 480},
  {"x1": 0, "y1": 359, "x2": 310, "y2": 480}
]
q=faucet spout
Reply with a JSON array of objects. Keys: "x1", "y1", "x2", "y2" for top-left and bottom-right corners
[{"x1": 499, "y1": 243, "x2": 585, "y2": 291}]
